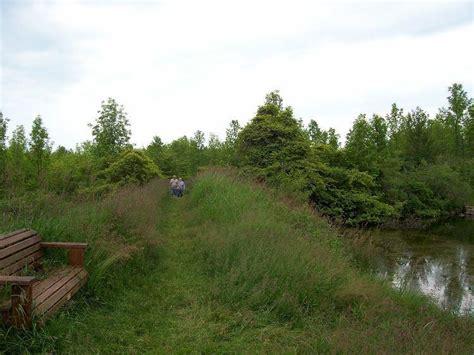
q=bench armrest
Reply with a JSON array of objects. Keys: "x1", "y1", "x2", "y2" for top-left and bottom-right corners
[
  {"x1": 40, "y1": 242, "x2": 88, "y2": 249},
  {"x1": 41, "y1": 242, "x2": 87, "y2": 267},
  {"x1": 0, "y1": 276, "x2": 36, "y2": 286}
]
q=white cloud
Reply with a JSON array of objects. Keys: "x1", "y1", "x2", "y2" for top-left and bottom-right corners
[{"x1": 1, "y1": 1, "x2": 473, "y2": 147}]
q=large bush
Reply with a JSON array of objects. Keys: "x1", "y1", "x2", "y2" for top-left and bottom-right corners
[
  {"x1": 399, "y1": 163, "x2": 472, "y2": 219},
  {"x1": 237, "y1": 91, "x2": 310, "y2": 176},
  {"x1": 106, "y1": 149, "x2": 162, "y2": 185},
  {"x1": 308, "y1": 165, "x2": 396, "y2": 226}
]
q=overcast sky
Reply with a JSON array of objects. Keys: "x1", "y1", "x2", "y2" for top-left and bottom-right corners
[{"x1": 1, "y1": 0, "x2": 473, "y2": 149}]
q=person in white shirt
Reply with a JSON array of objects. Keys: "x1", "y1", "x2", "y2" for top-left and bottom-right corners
[
  {"x1": 169, "y1": 175, "x2": 179, "y2": 196},
  {"x1": 177, "y1": 178, "x2": 185, "y2": 197}
]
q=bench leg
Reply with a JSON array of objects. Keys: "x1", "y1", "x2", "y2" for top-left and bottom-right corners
[
  {"x1": 68, "y1": 249, "x2": 85, "y2": 267},
  {"x1": 11, "y1": 284, "x2": 33, "y2": 328}
]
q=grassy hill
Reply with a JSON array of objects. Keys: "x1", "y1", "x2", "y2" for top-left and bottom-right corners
[{"x1": 1, "y1": 170, "x2": 473, "y2": 353}]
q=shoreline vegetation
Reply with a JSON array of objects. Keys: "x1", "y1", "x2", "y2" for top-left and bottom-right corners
[{"x1": 1, "y1": 172, "x2": 473, "y2": 353}]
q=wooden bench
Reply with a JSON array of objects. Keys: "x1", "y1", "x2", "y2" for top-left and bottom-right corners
[{"x1": 0, "y1": 229, "x2": 88, "y2": 328}]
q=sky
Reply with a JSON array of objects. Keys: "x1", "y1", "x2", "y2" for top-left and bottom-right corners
[{"x1": 1, "y1": 0, "x2": 473, "y2": 149}]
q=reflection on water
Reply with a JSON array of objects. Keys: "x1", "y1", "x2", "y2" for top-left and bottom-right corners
[{"x1": 369, "y1": 219, "x2": 474, "y2": 315}]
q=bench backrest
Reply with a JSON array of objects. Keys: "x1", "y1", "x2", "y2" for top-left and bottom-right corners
[{"x1": 0, "y1": 229, "x2": 43, "y2": 276}]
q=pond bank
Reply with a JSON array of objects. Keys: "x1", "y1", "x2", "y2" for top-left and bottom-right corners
[{"x1": 366, "y1": 218, "x2": 474, "y2": 315}]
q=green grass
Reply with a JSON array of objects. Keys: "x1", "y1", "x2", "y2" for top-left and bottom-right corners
[{"x1": 1, "y1": 171, "x2": 473, "y2": 353}]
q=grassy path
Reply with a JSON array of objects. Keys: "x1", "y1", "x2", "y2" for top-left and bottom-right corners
[{"x1": 59, "y1": 192, "x2": 243, "y2": 353}]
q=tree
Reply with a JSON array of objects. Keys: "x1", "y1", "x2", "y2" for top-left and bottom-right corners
[
  {"x1": 345, "y1": 114, "x2": 376, "y2": 172},
  {"x1": 7, "y1": 125, "x2": 28, "y2": 188},
  {"x1": 307, "y1": 119, "x2": 328, "y2": 145},
  {"x1": 0, "y1": 112, "x2": 7, "y2": 152},
  {"x1": 29, "y1": 115, "x2": 52, "y2": 181},
  {"x1": 191, "y1": 130, "x2": 205, "y2": 150},
  {"x1": 369, "y1": 115, "x2": 388, "y2": 154},
  {"x1": 222, "y1": 120, "x2": 242, "y2": 166},
  {"x1": 327, "y1": 128, "x2": 340, "y2": 150},
  {"x1": 150, "y1": 136, "x2": 198, "y2": 177},
  {"x1": 386, "y1": 103, "x2": 403, "y2": 138},
  {"x1": 146, "y1": 135, "x2": 164, "y2": 164},
  {"x1": 306, "y1": 120, "x2": 339, "y2": 150},
  {"x1": 401, "y1": 107, "x2": 433, "y2": 166},
  {"x1": 225, "y1": 120, "x2": 241, "y2": 146},
  {"x1": 0, "y1": 112, "x2": 8, "y2": 184},
  {"x1": 264, "y1": 90, "x2": 283, "y2": 110},
  {"x1": 446, "y1": 83, "x2": 472, "y2": 158},
  {"x1": 237, "y1": 91, "x2": 310, "y2": 180},
  {"x1": 9, "y1": 125, "x2": 27, "y2": 155},
  {"x1": 207, "y1": 133, "x2": 225, "y2": 165},
  {"x1": 90, "y1": 98, "x2": 131, "y2": 158},
  {"x1": 465, "y1": 103, "x2": 474, "y2": 157},
  {"x1": 190, "y1": 130, "x2": 206, "y2": 169},
  {"x1": 55, "y1": 145, "x2": 69, "y2": 155}
]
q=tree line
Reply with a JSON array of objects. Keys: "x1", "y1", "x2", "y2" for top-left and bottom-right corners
[{"x1": 1, "y1": 84, "x2": 472, "y2": 225}]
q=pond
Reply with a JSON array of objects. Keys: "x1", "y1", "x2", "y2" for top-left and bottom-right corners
[{"x1": 368, "y1": 218, "x2": 474, "y2": 315}]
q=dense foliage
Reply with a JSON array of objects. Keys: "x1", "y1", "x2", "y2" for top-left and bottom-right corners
[
  {"x1": 235, "y1": 86, "x2": 473, "y2": 225},
  {"x1": 106, "y1": 149, "x2": 162, "y2": 185},
  {"x1": 1, "y1": 84, "x2": 472, "y2": 225}
]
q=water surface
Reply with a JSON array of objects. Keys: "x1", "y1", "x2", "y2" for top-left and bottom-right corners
[{"x1": 368, "y1": 219, "x2": 473, "y2": 315}]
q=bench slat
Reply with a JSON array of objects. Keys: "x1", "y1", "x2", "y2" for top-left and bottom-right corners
[
  {"x1": 34, "y1": 269, "x2": 86, "y2": 316},
  {"x1": 41, "y1": 277, "x2": 86, "y2": 320},
  {"x1": 0, "y1": 243, "x2": 41, "y2": 271},
  {"x1": 0, "y1": 251, "x2": 42, "y2": 276},
  {"x1": 0, "y1": 230, "x2": 37, "y2": 249},
  {"x1": 40, "y1": 271, "x2": 87, "y2": 320},
  {"x1": 33, "y1": 268, "x2": 80, "y2": 306},
  {"x1": 32, "y1": 268, "x2": 74, "y2": 299},
  {"x1": 0, "y1": 235, "x2": 41, "y2": 260},
  {"x1": 0, "y1": 229, "x2": 29, "y2": 244},
  {"x1": 34, "y1": 268, "x2": 82, "y2": 307},
  {"x1": 0, "y1": 229, "x2": 25, "y2": 239}
]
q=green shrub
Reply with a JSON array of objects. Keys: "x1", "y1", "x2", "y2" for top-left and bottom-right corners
[
  {"x1": 47, "y1": 151, "x2": 97, "y2": 195},
  {"x1": 306, "y1": 165, "x2": 396, "y2": 226},
  {"x1": 106, "y1": 149, "x2": 162, "y2": 185},
  {"x1": 395, "y1": 163, "x2": 472, "y2": 219}
]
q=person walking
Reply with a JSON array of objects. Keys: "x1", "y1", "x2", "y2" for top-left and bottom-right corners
[
  {"x1": 169, "y1": 175, "x2": 179, "y2": 197},
  {"x1": 177, "y1": 178, "x2": 185, "y2": 198}
]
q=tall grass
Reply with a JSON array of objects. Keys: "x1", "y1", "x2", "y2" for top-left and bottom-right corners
[
  {"x1": 189, "y1": 173, "x2": 347, "y2": 323},
  {"x1": 0, "y1": 179, "x2": 166, "y2": 353},
  {"x1": 185, "y1": 171, "x2": 474, "y2": 352}
]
